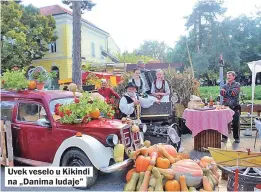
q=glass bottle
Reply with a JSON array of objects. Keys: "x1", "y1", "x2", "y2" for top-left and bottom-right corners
[{"x1": 209, "y1": 96, "x2": 214, "y2": 107}]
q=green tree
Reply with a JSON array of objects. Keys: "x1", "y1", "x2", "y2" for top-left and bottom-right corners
[
  {"x1": 1, "y1": 1, "x2": 57, "y2": 71},
  {"x1": 134, "y1": 40, "x2": 170, "y2": 62},
  {"x1": 62, "y1": 0, "x2": 96, "y2": 88},
  {"x1": 117, "y1": 52, "x2": 156, "y2": 64}
]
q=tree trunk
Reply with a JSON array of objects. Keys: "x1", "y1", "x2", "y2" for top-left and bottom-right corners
[{"x1": 72, "y1": 1, "x2": 82, "y2": 87}]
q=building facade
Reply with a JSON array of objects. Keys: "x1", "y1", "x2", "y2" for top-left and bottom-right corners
[{"x1": 31, "y1": 5, "x2": 120, "y2": 83}]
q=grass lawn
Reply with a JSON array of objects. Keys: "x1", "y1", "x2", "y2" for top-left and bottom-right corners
[{"x1": 199, "y1": 85, "x2": 261, "y2": 101}]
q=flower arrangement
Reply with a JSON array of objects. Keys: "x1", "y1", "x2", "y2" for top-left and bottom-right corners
[
  {"x1": 1, "y1": 69, "x2": 28, "y2": 90},
  {"x1": 85, "y1": 73, "x2": 101, "y2": 86},
  {"x1": 55, "y1": 92, "x2": 115, "y2": 124},
  {"x1": 105, "y1": 96, "x2": 120, "y2": 118}
]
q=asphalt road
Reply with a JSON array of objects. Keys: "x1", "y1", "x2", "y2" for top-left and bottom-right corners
[{"x1": 1, "y1": 166, "x2": 126, "y2": 191}]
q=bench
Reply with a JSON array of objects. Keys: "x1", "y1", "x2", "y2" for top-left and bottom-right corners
[{"x1": 240, "y1": 104, "x2": 261, "y2": 129}]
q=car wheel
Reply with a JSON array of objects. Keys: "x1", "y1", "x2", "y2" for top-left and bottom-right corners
[{"x1": 61, "y1": 148, "x2": 98, "y2": 189}]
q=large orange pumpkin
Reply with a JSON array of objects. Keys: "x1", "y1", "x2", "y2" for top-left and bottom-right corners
[
  {"x1": 148, "y1": 144, "x2": 177, "y2": 158},
  {"x1": 156, "y1": 157, "x2": 170, "y2": 169},
  {"x1": 165, "y1": 180, "x2": 181, "y2": 191},
  {"x1": 171, "y1": 159, "x2": 203, "y2": 187},
  {"x1": 126, "y1": 168, "x2": 136, "y2": 182},
  {"x1": 90, "y1": 108, "x2": 100, "y2": 119},
  {"x1": 28, "y1": 80, "x2": 36, "y2": 90},
  {"x1": 135, "y1": 155, "x2": 151, "y2": 172}
]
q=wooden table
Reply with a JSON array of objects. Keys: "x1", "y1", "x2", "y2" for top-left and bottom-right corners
[{"x1": 183, "y1": 108, "x2": 234, "y2": 152}]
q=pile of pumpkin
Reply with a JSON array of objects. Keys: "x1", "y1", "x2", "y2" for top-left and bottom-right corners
[{"x1": 123, "y1": 143, "x2": 220, "y2": 192}]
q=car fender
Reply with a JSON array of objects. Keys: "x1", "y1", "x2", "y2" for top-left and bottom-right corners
[{"x1": 51, "y1": 135, "x2": 113, "y2": 169}]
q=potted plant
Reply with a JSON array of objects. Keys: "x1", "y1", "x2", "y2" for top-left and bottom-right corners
[
  {"x1": 33, "y1": 71, "x2": 57, "y2": 90},
  {"x1": 1, "y1": 69, "x2": 28, "y2": 91}
]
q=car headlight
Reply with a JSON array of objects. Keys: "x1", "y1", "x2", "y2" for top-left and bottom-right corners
[{"x1": 106, "y1": 134, "x2": 119, "y2": 146}]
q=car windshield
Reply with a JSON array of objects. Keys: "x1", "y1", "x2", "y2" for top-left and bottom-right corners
[{"x1": 49, "y1": 97, "x2": 74, "y2": 114}]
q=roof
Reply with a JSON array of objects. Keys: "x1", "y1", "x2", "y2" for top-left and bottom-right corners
[
  {"x1": 39, "y1": 5, "x2": 109, "y2": 35},
  {"x1": 1, "y1": 90, "x2": 81, "y2": 102}
]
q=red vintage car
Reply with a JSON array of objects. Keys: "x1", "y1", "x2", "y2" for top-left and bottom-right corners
[{"x1": 0, "y1": 90, "x2": 145, "y2": 188}]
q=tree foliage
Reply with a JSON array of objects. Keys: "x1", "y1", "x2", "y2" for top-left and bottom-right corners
[
  {"x1": 1, "y1": 1, "x2": 57, "y2": 71},
  {"x1": 134, "y1": 40, "x2": 170, "y2": 62},
  {"x1": 168, "y1": 0, "x2": 261, "y2": 78},
  {"x1": 117, "y1": 52, "x2": 157, "y2": 64}
]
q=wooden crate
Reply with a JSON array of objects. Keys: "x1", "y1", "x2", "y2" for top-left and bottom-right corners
[
  {"x1": 0, "y1": 120, "x2": 14, "y2": 166},
  {"x1": 194, "y1": 129, "x2": 221, "y2": 152}
]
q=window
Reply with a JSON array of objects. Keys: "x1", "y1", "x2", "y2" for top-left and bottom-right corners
[
  {"x1": 49, "y1": 97, "x2": 74, "y2": 114},
  {"x1": 0, "y1": 101, "x2": 15, "y2": 121},
  {"x1": 49, "y1": 41, "x2": 57, "y2": 53},
  {"x1": 91, "y1": 42, "x2": 95, "y2": 57},
  {"x1": 17, "y1": 103, "x2": 48, "y2": 122},
  {"x1": 100, "y1": 45, "x2": 104, "y2": 59}
]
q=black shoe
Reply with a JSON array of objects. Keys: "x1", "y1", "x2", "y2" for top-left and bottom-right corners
[
  {"x1": 235, "y1": 139, "x2": 240, "y2": 143},
  {"x1": 221, "y1": 138, "x2": 228, "y2": 142}
]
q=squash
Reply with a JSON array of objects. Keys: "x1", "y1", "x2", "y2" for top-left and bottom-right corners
[
  {"x1": 129, "y1": 149, "x2": 141, "y2": 160},
  {"x1": 180, "y1": 175, "x2": 189, "y2": 191},
  {"x1": 165, "y1": 180, "x2": 180, "y2": 191},
  {"x1": 136, "y1": 172, "x2": 145, "y2": 190},
  {"x1": 204, "y1": 169, "x2": 218, "y2": 186},
  {"x1": 156, "y1": 157, "x2": 170, "y2": 169},
  {"x1": 189, "y1": 187, "x2": 197, "y2": 191},
  {"x1": 158, "y1": 145, "x2": 176, "y2": 163},
  {"x1": 152, "y1": 167, "x2": 164, "y2": 191},
  {"x1": 150, "y1": 152, "x2": 158, "y2": 166},
  {"x1": 28, "y1": 80, "x2": 36, "y2": 90},
  {"x1": 202, "y1": 176, "x2": 213, "y2": 191},
  {"x1": 148, "y1": 176, "x2": 156, "y2": 191},
  {"x1": 124, "y1": 172, "x2": 139, "y2": 191},
  {"x1": 135, "y1": 155, "x2": 151, "y2": 173},
  {"x1": 132, "y1": 124, "x2": 140, "y2": 133},
  {"x1": 157, "y1": 168, "x2": 175, "y2": 180},
  {"x1": 201, "y1": 156, "x2": 214, "y2": 164},
  {"x1": 210, "y1": 167, "x2": 220, "y2": 179},
  {"x1": 144, "y1": 140, "x2": 151, "y2": 148},
  {"x1": 148, "y1": 144, "x2": 177, "y2": 158},
  {"x1": 140, "y1": 147, "x2": 149, "y2": 156},
  {"x1": 126, "y1": 168, "x2": 136, "y2": 182},
  {"x1": 147, "y1": 165, "x2": 153, "y2": 171},
  {"x1": 172, "y1": 159, "x2": 203, "y2": 187},
  {"x1": 138, "y1": 170, "x2": 151, "y2": 191},
  {"x1": 113, "y1": 144, "x2": 124, "y2": 162},
  {"x1": 90, "y1": 108, "x2": 100, "y2": 119}
]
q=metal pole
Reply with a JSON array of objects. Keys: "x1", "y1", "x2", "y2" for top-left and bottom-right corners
[{"x1": 219, "y1": 54, "x2": 224, "y2": 104}]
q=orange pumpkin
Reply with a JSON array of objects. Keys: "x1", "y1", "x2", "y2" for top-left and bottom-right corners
[
  {"x1": 28, "y1": 80, "x2": 36, "y2": 90},
  {"x1": 156, "y1": 157, "x2": 170, "y2": 169},
  {"x1": 135, "y1": 155, "x2": 151, "y2": 173},
  {"x1": 90, "y1": 108, "x2": 100, "y2": 119},
  {"x1": 126, "y1": 168, "x2": 136, "y2": 182},
  {"x1": 148, "y1": 144, "x2": 177, "y2": 158},
  {"x1": 165, "y1": 180, "x2": 181, "y2": 191},
  {"x1": 201, "y1": 156, "x2": 214, "y2": 164}
]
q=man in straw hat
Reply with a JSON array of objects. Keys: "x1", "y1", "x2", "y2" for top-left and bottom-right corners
[{"x1": 119, "y1": 82, "x2": 158, "y2": 119}]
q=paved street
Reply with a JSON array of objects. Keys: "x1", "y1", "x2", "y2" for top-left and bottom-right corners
[{"x1": 1, "y1": 132, "x2": 260, "y2": 191}]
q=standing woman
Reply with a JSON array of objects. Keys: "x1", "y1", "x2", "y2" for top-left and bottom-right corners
[
  {"x1": 129, "y1": 68, "x2": 147, "y2": 95},
  {"x1": 151, "y1": 69, "x2": 170, "y2": 102}
]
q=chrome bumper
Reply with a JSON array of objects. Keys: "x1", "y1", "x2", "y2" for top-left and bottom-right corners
[{"x1": 99, "y1": 158, "x2": 133, "y2": 173}]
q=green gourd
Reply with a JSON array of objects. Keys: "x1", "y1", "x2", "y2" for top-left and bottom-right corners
[
  {"x1": 124, "y1": 172, "x2": 139, "y2": 191},
  {"x1": 136, "y1": 172, "x2": 145, "y2": 191}
]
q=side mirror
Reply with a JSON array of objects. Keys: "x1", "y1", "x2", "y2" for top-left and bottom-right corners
[{"x1": 36, "y1": 119, "x2": 51, "y2": 128}]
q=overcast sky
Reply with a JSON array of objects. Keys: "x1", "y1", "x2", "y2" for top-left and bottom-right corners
[{"x1": 22, "y1": 0, "x2": 261, "y2": 52}]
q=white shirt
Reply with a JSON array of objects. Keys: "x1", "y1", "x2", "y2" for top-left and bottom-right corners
[{"x1": 119, "y1": 93, "x2": 155, "y2": 116}]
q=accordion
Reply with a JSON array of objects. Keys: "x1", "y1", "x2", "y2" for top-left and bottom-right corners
[{"x1": 141, "y1": 70, "x2": 156, "y2": 94}]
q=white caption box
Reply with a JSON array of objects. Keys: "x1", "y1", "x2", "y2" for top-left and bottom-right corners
[{"x1": 5, "y1": 167, "x2": 93, "y2": 187}]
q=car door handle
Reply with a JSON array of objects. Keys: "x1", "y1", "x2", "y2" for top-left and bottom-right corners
[{"x1": 13, "y1": 126, "x2": 21, "y2": 130}]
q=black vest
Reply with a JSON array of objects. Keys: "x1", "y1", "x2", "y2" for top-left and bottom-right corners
[
  {"x1": 132, "y1": 78, "x2": 143, "y2": 94},
  {"x1": 120, "y1": 95, "x2": 139, "y2": 118}
]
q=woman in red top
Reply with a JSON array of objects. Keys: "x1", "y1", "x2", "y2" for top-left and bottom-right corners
[{"x1": 98, "y1": 79, "x2": 120, "y2": 100}]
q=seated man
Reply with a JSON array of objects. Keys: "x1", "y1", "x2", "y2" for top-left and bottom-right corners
[
  {"x1": 151, "y1": 69, "x2": 170, "y2": 102},
  {"x1": 98, "y1": 79, "x2": 120, "y2": 100},
  {"x1": 119, "y1": 82, "x2": 158, "y2": 119}
]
